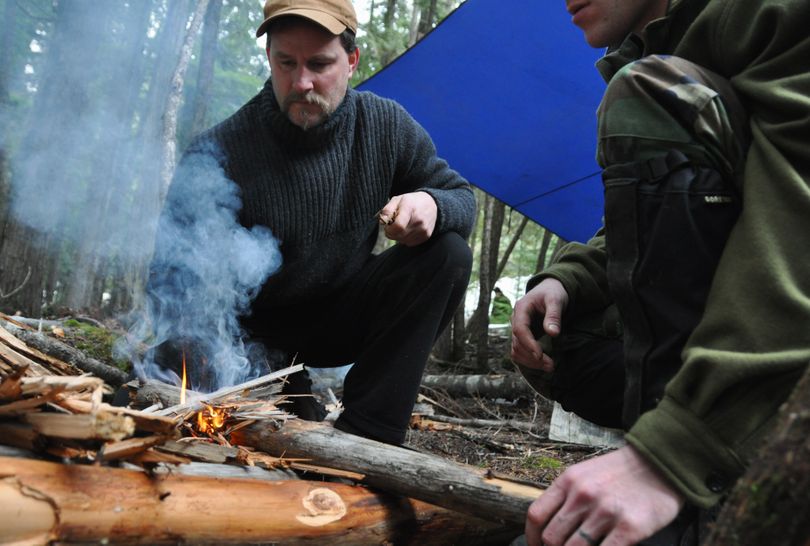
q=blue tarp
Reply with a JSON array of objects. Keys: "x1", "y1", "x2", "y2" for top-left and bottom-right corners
[{"x1": 358, "y1": 0, "x2": 607, "y2": 242}]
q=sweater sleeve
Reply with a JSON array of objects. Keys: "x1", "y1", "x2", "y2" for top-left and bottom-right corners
[
  {"x1": 627, "y1": 0, "x2": 810, "y2": 508},
  {"x1": 391, "y1": 104, "x2": 476, "y2": 239}
]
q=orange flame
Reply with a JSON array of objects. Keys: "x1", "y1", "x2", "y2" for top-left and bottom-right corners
[
  {"x1": 196, "y1": 404, "x2": 228, "y2": 435},
  {"x1": 180, "y1": 350, "x2": 187, "y2": 405}
]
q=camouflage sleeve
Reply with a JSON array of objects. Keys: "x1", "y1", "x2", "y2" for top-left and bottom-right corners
[{"x1": 627, "y1": 0, "x2": 810, "y2": 508}]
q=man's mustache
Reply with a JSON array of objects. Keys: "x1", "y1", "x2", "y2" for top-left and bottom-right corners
[{"x1": 283, "y1": 92, "x2": 330, "y2": 111}]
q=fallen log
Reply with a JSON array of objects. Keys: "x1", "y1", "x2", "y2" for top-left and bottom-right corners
[
  {"x1": 422, "y1": 373, "x2": 535, "y2": 398},
  {"x1": 1, "y1": 321, "x2": 128, "y2": 386},
  {"x1": 0, "y1": 456, "x2": 519, "y2": 545},
  {"x1": 232, "y1": 419, "x2": 543, "y2": 524}
]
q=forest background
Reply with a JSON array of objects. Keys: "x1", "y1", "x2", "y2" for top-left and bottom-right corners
[{"x1": 0, "y1": 0, "x2": 568, "y2": 371}]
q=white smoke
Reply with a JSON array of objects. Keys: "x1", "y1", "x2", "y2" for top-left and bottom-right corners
[{"x1": 118, "y1": 141, "x2": 282, "y2": 391}]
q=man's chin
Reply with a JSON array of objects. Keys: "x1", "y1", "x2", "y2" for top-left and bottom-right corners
[{"x1": 288, "y1": 112, "x2": 326, "y2": 131}]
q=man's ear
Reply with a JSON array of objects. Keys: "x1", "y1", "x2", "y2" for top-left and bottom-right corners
[{"x1": 348, "y1": 47, "x2": 361, "y2": 76}]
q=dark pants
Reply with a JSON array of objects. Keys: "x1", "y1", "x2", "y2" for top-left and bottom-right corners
[{"x1": 243, "y1": 231, "x2": 472, "y2": 445}]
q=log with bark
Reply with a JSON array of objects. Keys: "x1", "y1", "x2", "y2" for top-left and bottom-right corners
[
  {"x1": 422, "y1": 373, "x2": 535, "y2": 398},
  {"x1": 0, "y1": 456, "x2": 520, "y2": 545},
  {"x1": 232, "y1": 419, "x2": 544, "y2": 525},
  {"x1": 311, "y1": 371, "x2": 536, "y2": 399},
  {"x1": 1, "y1": 320, "x2": 128, "y2": 385}
]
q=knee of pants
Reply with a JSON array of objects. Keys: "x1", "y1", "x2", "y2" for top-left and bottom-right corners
[
  {"x1": 420, "y1": 231, "x2": 473, "y2": 283},
  {"x1": 597, "y1": 55, "x2": 749, "y2": 174}
]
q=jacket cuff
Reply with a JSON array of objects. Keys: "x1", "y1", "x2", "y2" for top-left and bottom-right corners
[{"x1": 625, "y1": 396, "x2": 746, "y2": 508}]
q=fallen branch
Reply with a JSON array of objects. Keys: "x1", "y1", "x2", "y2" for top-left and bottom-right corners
[
  {"x1": 425, "y1": 414, "x2": 546, "y2": 434},
  {"x1": 232, "y1": 419, "x2": 543, "y2": 524},
  {"x1": 1, "y1": 321, "x2": 127, "y2": 386},
  {"x1": 0, "y1": 456, "x2": 519, "y2": 545},
  {"x1": 422, "y1": 373, "x2": 535, "y2": 398},
  {"x1": 0, "y1": 267, "x2": 31, "y2": 299}
]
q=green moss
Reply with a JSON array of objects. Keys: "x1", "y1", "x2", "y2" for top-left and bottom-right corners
[
  {"x1": 62, "y1": 320, "x2": 131, "y2": 373},
  {"x1": 522, "y1": 455, "x2": 563, "y2": 471}
]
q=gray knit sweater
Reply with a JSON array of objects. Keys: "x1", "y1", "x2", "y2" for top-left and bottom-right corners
[{"x1": 183, "y1": 79, "x2": 475, "y2": 308}]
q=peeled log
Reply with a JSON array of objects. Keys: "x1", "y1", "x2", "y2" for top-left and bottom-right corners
[
  {"x1": 233, "y1": 419, "x2": 543, "y2": 524},
  {"x1": 0, "y1": 456, "x2": 519, "y2": 545}
]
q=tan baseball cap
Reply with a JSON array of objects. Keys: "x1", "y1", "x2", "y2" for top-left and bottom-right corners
[{"x1": 256, "y1": 0, "x2": 358, "y2": 38}]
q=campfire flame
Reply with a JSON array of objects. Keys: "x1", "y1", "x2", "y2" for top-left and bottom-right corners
[
  {"x1": 179, "y1": 351, "x2": 230, "y2": 438},
  {"x1": 196, "y1": 404, "x2": 228, "y2": 435}
]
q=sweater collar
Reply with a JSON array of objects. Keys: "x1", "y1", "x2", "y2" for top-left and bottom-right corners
[{"x1": 260, "y1": 78, "x2": 355, "y2": 149}]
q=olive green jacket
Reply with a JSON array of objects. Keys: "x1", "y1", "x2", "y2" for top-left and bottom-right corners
[{"x1": 534, "y1": 0, "x2": 810, "y2": 507}]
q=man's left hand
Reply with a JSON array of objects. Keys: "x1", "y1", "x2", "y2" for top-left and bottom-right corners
[
  {"x1": 378, "y1": 191, "x2": 437, "y2": 246},
  {"x1": 525, "y1": 445, "x2": 685, "y2": 546}
]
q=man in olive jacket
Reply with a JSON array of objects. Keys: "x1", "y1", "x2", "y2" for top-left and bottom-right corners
[{"x1": 511, "y1": 0, "x2": 810, "y2": 544}]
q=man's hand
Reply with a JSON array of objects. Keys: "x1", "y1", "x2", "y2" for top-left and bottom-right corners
[
  {"x1": 526, "y1": 445, "x2": 685, "y2": 546},
  {"x1": 511, "y1": 278, "x2": 569, "y2": 371},
  {"x1": 377, "y1": 191, "x2": 437, "y2": 246}
]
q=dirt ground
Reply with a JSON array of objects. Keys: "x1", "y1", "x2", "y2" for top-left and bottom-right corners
[{"x1": 404, "y1": 332, "x2": 605, "y2": 487}]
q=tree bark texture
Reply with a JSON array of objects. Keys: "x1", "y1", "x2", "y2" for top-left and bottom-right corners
[
  {"x1": 496, "y1": 215, "x2": 530, "y2": 280},
  {"x1": 0, "y1": 456, "x2": 519, "y2": 545},
  {"x1": 535, "y1": 228, "x2": 554, "y2": 273},
  {"x1": 422, "y1": 373, "x2": 535, "y2": 398},
  {"x1": 160, "y1": 0, "x2": 210, "y2": 200},
  {"x1": 2, "y1": 322, "x2": 128, "y2": 386},
  {"x1": 471, "y1": 195, "x2": 505, "y2": 370},
  {"x1": 704, "y1": 364, "x2": 810, "y2": 545},
  {"x1": 232, "y1": 419, "x2": 543, "y2": 525},
  {"x1": 189, "y1": 0, "x2": 223, "y2": 139}
]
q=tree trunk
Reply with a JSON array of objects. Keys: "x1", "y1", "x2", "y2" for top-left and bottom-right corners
[
  {"x1": 233, "y1": 419, "x2": 543, "y2": 525},
  {"x1": 67, "y1": 0, "x2": 155, "y2": 312},
  {"x1": 703, "y1": 364, "x2": 810, "y2": 545},
  {"x1": 380, "y1": 0, "x2": 399, "y2": 65},
  {"x1": 469, "y1": 195, "x2": 505, "y2": 371},
  {"x1": 550, "y1": 235, "x2": 566, "y2": 264},
  {"x1": 0, "y1": 456, "x2": 518, "y2": 545},
  {"x1": 452, "y1": 304, "x2": 467, "y2": 360},
  {"x1": 188, "y1": 0, "x2": 223, "y2": 139},
  {"x1": 496, "y1": 215, "x2": 530, "y2": 280},
  {"x1": 432, "y1": 320, "x2": 453, "y2": 361},
  {"x1": 417, "y1": 0, "x2": 439, "y2": 38},
  {"x1": 407, "y1": 1, "x2": 421, "y2": 47},
  {"x1": 0, "y1": 0, "x2": 12, "y2": 105},
  {"x1": 535, "y1": 228, "x2": 554, "y2": 273},
  {"x1": 160, "y1": 0, "x2": 210, "y2": 201}
]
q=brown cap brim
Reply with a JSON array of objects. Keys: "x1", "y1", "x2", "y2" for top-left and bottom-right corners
[{"x1": 255, "y1": 7, "x2": 349, "y2": 37}]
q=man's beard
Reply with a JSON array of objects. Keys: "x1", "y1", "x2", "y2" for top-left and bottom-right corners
[{"x1": 282, "y1": 92, "x2": 332, "y2": 130}]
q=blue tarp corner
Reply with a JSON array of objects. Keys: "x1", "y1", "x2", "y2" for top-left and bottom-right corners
[{"x1": 358, "y1": 0, "x2": 606, "y2": 242}]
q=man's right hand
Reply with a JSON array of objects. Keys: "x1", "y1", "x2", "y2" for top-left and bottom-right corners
[{"x1": 510, "y1": 278, "x2": 569, "y2": 371}]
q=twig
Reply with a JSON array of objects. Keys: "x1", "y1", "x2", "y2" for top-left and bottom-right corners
[
  {"x1": 0, "y1": 267, "x2": 31, "y2": 299},
  {"x1": 155, "y1": 364, "x2": 304, "y2": 417},
  {"x1": 427, "y1": 414, "x2": 546, "y2": 434}
]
